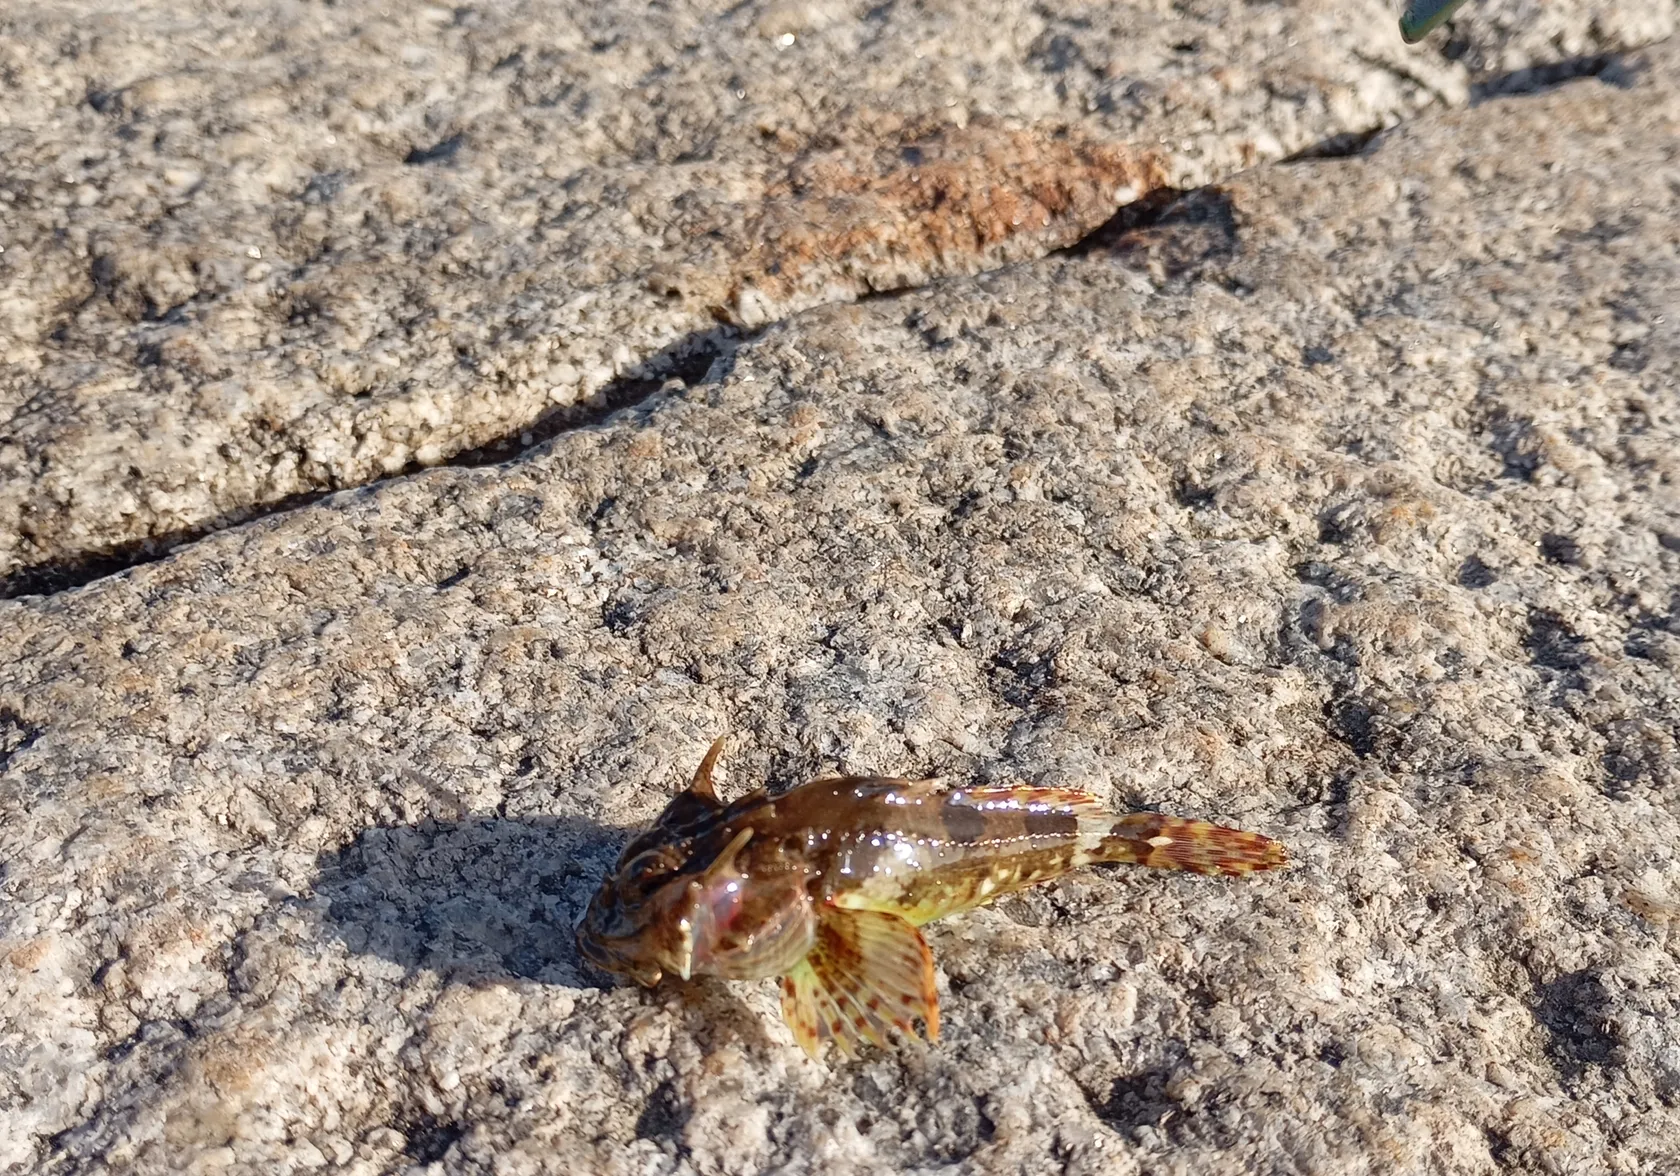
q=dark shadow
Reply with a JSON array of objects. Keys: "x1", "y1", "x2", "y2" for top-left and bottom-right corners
[
  {"x1": 1063, "y1": 185, "x2": 1188, "y2": 253},
  {"x1": 1323, "y1": 692, "x2": 1381, "y2": 760},
  {"x1": 0, "y1": 327, "x2": 742, "y2": 601},
  {"x1": 1625, "y1": 590, "x2": 1680, "y2": 664},
  {"x1": 1539, "y1": 532, "x2": 1583, "y2": 567},
  {"x1": 1457, "y1": 553, "x2": 1498, "y2": 589},
  {"x1": 445, "y1": 327, "x2": 742, "y2": 469},
  {"x1": 1533, "y1": 969, "x2": 1622, "y2": 1087},
  {"x1": 0, "y1": 707, "x2": 44, "y2": 774},
  {"x1": 312, "y1": 810, "x2": 799, "y2": 1090},
  {"x1": 1081, "y1": 1051, "x2": 1241, "y2": 1150},
  {"x1": 1524, "y1": 606, "x2": 1590, "y2": 692},
  {"x1": 1470, "y1": 54, "x2": 1638, "y2": 104},
  {"x1": 0, "y1": 488, "x2": 335, "y2": 600},
  {"x1": 403, "y1": 133, "x2": 465, "y2": 166},
  {"x1": 1092, "y1": 1065, "x2": 1178, "y2": 1137},
  {"x1": 1282, "y1": 125, "x2": 1383, "y2": 163},
  {"x1": 312, "y1": 813, "x2": 628, "y2": 988},
  {"x1": 634, "y1": 1079, "x2": 689, "y2": 1144},
  {"x1": 1065, "y1": 186, "x2": 1239, "y2": 286}
]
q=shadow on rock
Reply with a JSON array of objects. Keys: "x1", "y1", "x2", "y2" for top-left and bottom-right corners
[{"x1": 313, "y1": 814, "x2": 627, "y2": 989}]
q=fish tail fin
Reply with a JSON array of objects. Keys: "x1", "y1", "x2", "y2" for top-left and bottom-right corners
[
  {"x1": 778, "y1": 906, "x2": 938, "y2": 1063},
  {"x1": 1086, "y1": 811, "x2": 1288, "y2": 876}
]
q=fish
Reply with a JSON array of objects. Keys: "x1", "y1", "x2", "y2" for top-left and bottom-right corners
[
  {"x1": 1399, "y1": 0, "x2": 1471, "y2": 43},
  {"x1": 576, "y1": 739, "x2": 1288, "y2": 1061}
]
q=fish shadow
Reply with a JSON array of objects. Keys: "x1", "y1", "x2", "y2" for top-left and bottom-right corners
[
  {"x1": 312, "y1": 814, "x2": 629, "y2": 989},
  {"x1": 313, "y1": 812, "x2": 791, "y2": 1055}
]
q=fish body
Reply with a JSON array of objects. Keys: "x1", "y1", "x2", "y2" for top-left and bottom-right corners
[{"x1": 577, "y1": 740, "x2": 1287, "y2": 1060}]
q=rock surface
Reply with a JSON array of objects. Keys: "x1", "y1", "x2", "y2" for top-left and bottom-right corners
[
  {"x1": 4, "y1": 16, "x2": 1680, "y2": 1176},
  {"x1": 2, "y1": 0, "x2": 1673, "y2": 586}
]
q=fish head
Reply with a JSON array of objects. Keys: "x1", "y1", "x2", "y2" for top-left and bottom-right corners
[
  {"x1": 575, "y1": 837, "x2": 702, "y2": 987},
  {"x1": 574, "y1": 758, "x2": 760, "y2": 985},
  {"x1": 577, "y1": 794, "x2": 814, "y2": 985}
]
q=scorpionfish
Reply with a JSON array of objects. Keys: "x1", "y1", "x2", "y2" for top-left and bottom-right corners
[{"x1": 577, "y1": 740, "x2": 1287, "y2": 1060}]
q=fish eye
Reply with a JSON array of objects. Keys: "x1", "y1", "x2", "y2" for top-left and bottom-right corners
[{"x1": 621, "y1": 850, "x2": 670, "y2": 885}]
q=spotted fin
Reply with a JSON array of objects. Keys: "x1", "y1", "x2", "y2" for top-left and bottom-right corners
[
  {"x1": 778, "y1": 906, "x2": 938, "y2": 1061},
  {"x1": 1091, "y1": 812, "x2": 1288, "y2": 876}
]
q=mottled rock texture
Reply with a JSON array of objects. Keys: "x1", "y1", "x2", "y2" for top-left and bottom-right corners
[
  {"x1": 2, "y1": 0, "x2": 1671, "y2": 585},
  {"x1": 3, "y1": 11, "x2": 1680, "y2": 1176}
]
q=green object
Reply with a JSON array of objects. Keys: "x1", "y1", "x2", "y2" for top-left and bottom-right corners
[{"x1": 1399, "y1": 0, "x2": 1471, "y2": 42}]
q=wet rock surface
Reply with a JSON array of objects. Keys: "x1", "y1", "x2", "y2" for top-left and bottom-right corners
[
  {"x1": 3, "y1": 10, "x2": 1680, "y2": 1176},
  {"x1": 2, "y1": 0, "x2": 1671, "y2": 586}
]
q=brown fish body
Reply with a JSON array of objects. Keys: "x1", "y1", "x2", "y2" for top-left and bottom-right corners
[{"x1": 577, "y1": 741, "x2": 1287, "y2": 1060}]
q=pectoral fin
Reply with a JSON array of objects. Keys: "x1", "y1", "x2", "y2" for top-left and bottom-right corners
[{"x1": 778, "y1": 906, "x2": 939, "y2": 1061}]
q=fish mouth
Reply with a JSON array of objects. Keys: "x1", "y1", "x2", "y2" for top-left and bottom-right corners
[{"x1": 575, "y1": 922, "x2": 664, "y2": 987}]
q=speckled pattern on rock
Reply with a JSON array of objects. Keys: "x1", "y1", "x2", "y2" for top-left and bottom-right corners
[
  {"x1": 2, "y1": 30, "x2": 1680, "y2": 1176},
  {"x1": 2, "y1": 0, "x2": 1673, "y2": 584}
]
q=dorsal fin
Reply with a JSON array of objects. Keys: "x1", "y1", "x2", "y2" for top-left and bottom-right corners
[
  {"x1": 804, "y1": 775, "x2": 944, "y2": 800},
  {"x1": 687, "y1": 736, "x2": 726, "y2": 801}
]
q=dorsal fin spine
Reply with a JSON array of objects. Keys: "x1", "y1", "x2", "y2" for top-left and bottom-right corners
[{"x1": 687, "y1": 736, "x2": 726, "y2": 801}]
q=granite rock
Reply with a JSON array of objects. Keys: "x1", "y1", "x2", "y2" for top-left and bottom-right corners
[
  {"x1": 2, "y1": 0, "x2": 1671, "y2": 585},
  {"x1": 2, "y1": 29, "x2": 1679, "y2": 1176}
]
